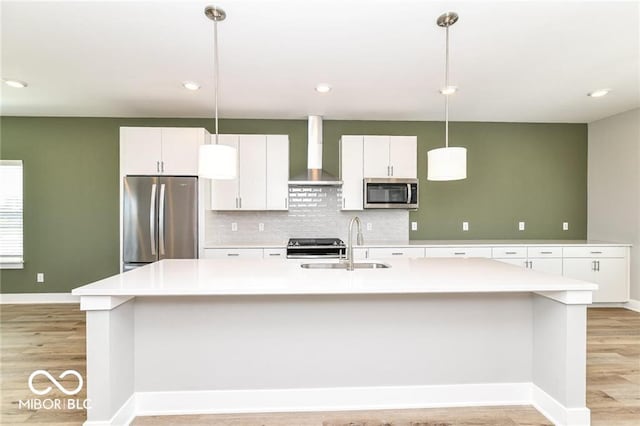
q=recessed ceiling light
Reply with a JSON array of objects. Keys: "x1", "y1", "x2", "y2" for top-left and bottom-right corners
[
  {"x1": 182, "y1": 81, "x2": 200, "y2": 91},
  {"x1": 315, "y1": 84, "x2": 332, "y2": 93},
  {"x1": 588, "y1": 89, "x2": 610, "y2": 98},
  {"x1": 439, "y1": 85, "x2": 457, "y2": 95},
  {"x1": 3, "y1": 79, "x2": 28, "y2": 88}
]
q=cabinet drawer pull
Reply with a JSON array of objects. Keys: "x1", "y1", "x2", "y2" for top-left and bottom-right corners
[
  {"x1": 454, "y1": 252, "x2": 466, "y2": 255},
  {"x1": 227, "y1": 253, "x2": 240, "y2": 257},
  {"x1": 268, "y1": 253, "x2": 281, "y2": 257},
  {"x1": 391, "y1": 252, "x2": 404, "y2": 256},
  {"x1": 505, "y1": 251, "x2": 517, "y2": 255},
  {"x1": 540, "y1": 251, "x2": 553, "y2": 254},
  {"x1": 590, "y1": 251, "x2": 602, "y2": 254}
]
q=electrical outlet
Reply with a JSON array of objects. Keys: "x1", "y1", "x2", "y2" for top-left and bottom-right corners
[
  {"x1": 36, "y1": 273, "x2": 44, "y2": 283},
  {"x1": 563, "y1": 222, "x2": 569, "y2": 231},
  {"x1": 259, "y1": 223, "x2": 264, "y2": 232},
  {"x1": 231, "y1": 223, "x2": 238, "y2": 232},
  {"x1": 518, "y1": 221, "x2": 526, "y2": 231},
  {"x1": 366, "y1": 222, "x2": 372, "y2": 231},
  {"x1": 411, "y1": 221, "x2": 418, "y2": 231},
  {"x1": 462, "y1": 221, "x2": 469, "y2": 231}
]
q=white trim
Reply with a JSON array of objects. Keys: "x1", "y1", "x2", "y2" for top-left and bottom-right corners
[
  {"x1": 624, "y1": 299, "x2": 640, "y2": 313},
  {"x1": 0, "y1": 293, "x2": 79, "y2": 304},
  {"x1": 84, "y1": 383, "x2": 588, "y2": 426},
  {"x1": 531, "y1": 384, "x2": 590, "y2": 426},
  {"x1": 83, "y1": 394, "x2": 136, "y2": 426},
  {"x1": 589, "y1": 302, "x2": 627, "y2": 309}
]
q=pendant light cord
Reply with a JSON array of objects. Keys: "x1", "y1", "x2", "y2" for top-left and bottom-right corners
[
  {"x1": 444, "y1": 25, "x2": 450, "y2": 148},
  {"x1": 214, "y1": 18, "x2": 220, "y2": 145}
]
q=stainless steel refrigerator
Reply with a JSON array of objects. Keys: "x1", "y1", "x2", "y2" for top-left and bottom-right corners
[{"x1": 123, "y1": 176, "x2": 198, "y2": 270}]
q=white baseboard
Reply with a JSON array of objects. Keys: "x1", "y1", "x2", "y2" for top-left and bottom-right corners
[
  {"x1": 84, "y1": 383, "x2": 584, "y2": 426},
  {"x1": 624, "y1": 299, "x2": 640, "y2": 313},
  {"x1": 0, "y1": 293, "x2": 79, "y2": 304},
  {"x1": 531, "y1": 385, "x2": 590, "y2": 426},
  {"x1": 83, "y1": 394, "x2": 136, "y2": 426}
]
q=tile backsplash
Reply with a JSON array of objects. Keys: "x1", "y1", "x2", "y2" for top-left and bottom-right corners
[{"x1": 205, "y1": 186, "x2": 408, "y2": 244}]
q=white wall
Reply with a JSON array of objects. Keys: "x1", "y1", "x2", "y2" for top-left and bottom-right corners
[{"x1": 588, "y1": 108, "x2": 640, "y2": 300}]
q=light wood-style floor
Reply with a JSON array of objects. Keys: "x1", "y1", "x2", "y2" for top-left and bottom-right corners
[{"x1": 1, "y1": 305, "x2": 638, "y2": 425}]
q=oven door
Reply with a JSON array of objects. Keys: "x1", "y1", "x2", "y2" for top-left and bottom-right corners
[{"x1": 364, "y1": 178, "x2": 418, "y2": 209}]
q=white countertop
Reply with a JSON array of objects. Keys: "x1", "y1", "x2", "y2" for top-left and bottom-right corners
[
  {"x1": 203, "y1": 239, "x2": 631, "y2": 249},
  {"x1": 72, "y1": 257, "x2": 597, "y2": 297}
]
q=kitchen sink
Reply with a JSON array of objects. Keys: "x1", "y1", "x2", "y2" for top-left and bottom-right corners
[{"x1": 300, "y1": 262, "x2": 390, "y2": 269}]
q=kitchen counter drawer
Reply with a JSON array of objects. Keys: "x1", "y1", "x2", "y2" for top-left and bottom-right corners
[
  {"x1": 368, "y1": 247, "x2": 425, "y2": 258},
  {"x1": 563, "y1": 246, "x2": 627, "y2": 258},
  {"x1": 203, "y1": 248, "x2": 264, "y2": 259},
  {"x1": 492, "y1": 247, "x2": 526, "y2": 258},
  {"x1": 426, "y1": 247, "x2": 492, "y2": 258},
  {"x1": 527, "y1": 247, "x2": 562, "y2": 258},
  {"x1": 263, "y1": 248, "x2": 286, "y2": 259}
]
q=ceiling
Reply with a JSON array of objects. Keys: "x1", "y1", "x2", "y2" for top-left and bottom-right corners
[{"x1": 1, "y1": 0, "x2": 638, "y2": 123}]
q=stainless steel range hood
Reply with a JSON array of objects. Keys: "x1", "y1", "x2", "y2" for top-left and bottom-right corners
[{"x1": 288, "y1": 115, "x2": 342, "y2": 186}]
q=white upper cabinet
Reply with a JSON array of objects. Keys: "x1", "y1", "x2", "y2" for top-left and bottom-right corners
[
  {"x1": 363, "y1": 136, "x2": 417, "y2": 178},
  {"x1": 210, "y1": 134, "x2": 289, "y2": 211},
  {"x1": 340, "y1": 136, "x2": 364, "y2": 211},
  {"x1": 120, "y1": 127, "x2": 205, "y2": 175},
  {"x1": 266, "y1": 135, "x2": 290, "y2": 210}
]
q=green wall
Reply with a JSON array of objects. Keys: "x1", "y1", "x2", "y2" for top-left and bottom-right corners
[{"x1": 0, "y1": 117, "x2": 587, "y2": 293}]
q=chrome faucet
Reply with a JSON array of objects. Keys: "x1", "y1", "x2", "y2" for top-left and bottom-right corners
[{"x1": 346, "y1": 216, "x2": 364, "y2": 271}]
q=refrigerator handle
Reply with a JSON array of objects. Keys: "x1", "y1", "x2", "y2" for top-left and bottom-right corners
[
  {"x1": 159, "y1": 183, "x2": 166, "y2": 256},
  {"x1": 149, "y1": 183, "x2": 157, "y2": 255}
]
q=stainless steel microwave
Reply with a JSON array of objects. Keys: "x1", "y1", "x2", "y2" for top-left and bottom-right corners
[{"x1": 363, "y1": 178, "x2": 418, "y2": 209}]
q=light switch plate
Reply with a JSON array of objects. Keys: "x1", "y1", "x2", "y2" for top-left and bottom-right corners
[
  {"x1": 366, "y1": 223, "x2": 372, "y2": 231},
  {"x1": 259, "y1": 223, "x2": 264, "y2": 232},
  {"x1": 36, "y1": 273, "x2": 44, "y2": 283},
  {"x1": 231, "y1": 223, "x2": 238, "y2": 232},
  {"x1": 563, "y1": 222, "x2": 569, "y2": 231},
  {"x1": 411, "y1": 221, "x2": 418, "y2": 231},
  {"x1": 462, "y1": 221, "x2": 469, "y2": 231},
  {"x1": 518, "y1": 221, "x2": 526, "y2": 231}
]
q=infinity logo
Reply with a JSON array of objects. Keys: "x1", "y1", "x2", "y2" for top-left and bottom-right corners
[{"x1": 28, "y1": 370, "x2": 83, "y2": 396}]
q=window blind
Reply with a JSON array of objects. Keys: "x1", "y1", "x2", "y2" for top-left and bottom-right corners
[{"x1": 0, "y1": 160, "x2": 24, "y2": 267}]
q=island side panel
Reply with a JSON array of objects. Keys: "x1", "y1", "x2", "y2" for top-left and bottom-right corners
[
  {"x1": 532, "y1": 294, "x2": 589, "y2": 421},
  {"x1": 85, "y1": 299, "x2": 135, "y2": 423},
  {"x1": 133, "y1": 294, "x2": 533, "y2": 391}
]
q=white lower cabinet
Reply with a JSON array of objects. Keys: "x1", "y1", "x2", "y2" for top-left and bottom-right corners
[
  {"x1": 263, "y1": 248, "x2": 286, "y2": 259},
  {"x1": 492, "y1": 246, "x2": 563, "y2": 275},
  {"x1": 426, "y1": 247, "x2": 492, "y2": 258},
  {"x1": 203, "y1": 248, "x2": 264, "y2": 259},
  {"x1": 563, "y1": 256, "x2": 628, "y2": 303},
  {"x1": 528, "y1": 258, "x2": 563, "y2": 275},
  {"x1": 368, "y1": 247, "x2": 425, "y2": 258},
  {"x1": 353, "y1": 248, "x2": 369, "y2": 260}
]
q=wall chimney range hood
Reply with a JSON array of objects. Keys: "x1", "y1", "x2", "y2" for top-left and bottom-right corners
[{"x1": 289, "y1": 116, "x2": 342, "y2": 186}]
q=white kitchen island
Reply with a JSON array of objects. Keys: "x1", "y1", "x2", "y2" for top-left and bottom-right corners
[{"x1": 72, "y1": 257, "x2": 597, "y2": 426}]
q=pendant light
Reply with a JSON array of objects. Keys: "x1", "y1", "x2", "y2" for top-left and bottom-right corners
[
  {"x1": 427, "y1": 12, "x2": 467, "y2": 181},
  {"x1": 198, "y1": 5, "x2": 237, "y2": 180}
]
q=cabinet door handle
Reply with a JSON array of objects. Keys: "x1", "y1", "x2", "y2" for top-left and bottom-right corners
[
  {"x1": 156, "y1": 161, "x2": 160, "y2": 173},
  {"x1": 161, "y1": 161, "x2": 165, "y2": 172},
  {"x1": 239, "y1": 197, "x2": 242, "y2": 208},
  {"x1": 391, "y1": 165, "x2": 394, "y2": 176},
  {"x1": 227, "y1": 253, "x2": 240, "y2": 257},
  {"x1": 454, "y1": 252, "x2": 466, "y2": 255},
  {"x1": 596, "y1": 260, "x2": 600, "y2": 271},
  {"x1": 342, "y1": 197, "x2": 346, "y2": 208},
  {"x1": 235, "y1": 197, "x2": 238, "y2": 208},
  {"x1": 528, "y1": 261, "x2": 533, "y2": 269},
  {"x1": 285, "y1": 197, "x2": 288, "y2": 209},
  {"x1": 591, "y1": 260, "x2": 597, "y2": 271},
  {"x1": 387, "y1": 166, "x2": 390, "y2": 176}
]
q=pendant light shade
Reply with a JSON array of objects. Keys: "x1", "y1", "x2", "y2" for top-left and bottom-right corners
[
  {"x1": 427, "y1": 11, "x2": 467, "y2": 182},
  {"x1": 199, "y1": 5, "x2": 237, "y2": 180},
  {"x1": 427, "y1": 147, "x2": 467, "y2": 181},
  {"x1": 198, "y1": 144, "x2": 237, "y2": 180}
]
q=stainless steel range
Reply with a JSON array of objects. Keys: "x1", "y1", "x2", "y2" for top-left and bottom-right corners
[{"x1": 286, "y1": 238, "x2": 346, "y2": 259}]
